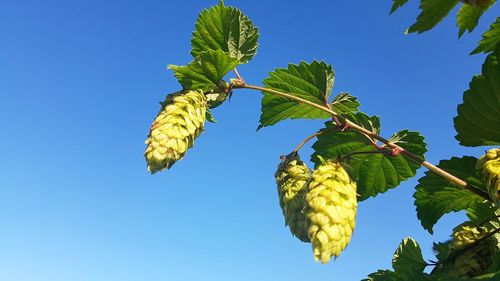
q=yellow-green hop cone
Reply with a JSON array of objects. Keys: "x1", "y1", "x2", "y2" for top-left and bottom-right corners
[
  {"x1": 306, "y1": 160, "x2": 357, "y2": 263},
  {"x1": 476, "y1": 148, "x2": 500, "y2": 207},
  {"x1": 144, "y1": 89, "x2": 207, "y2": 173},
  {"x1": 451, "y1": 223, "x2": 487, "y2": 250},
  {"x1": 446, "y1": 239, "x2": 497, "y2": 278},
  {"x1": 275, "y1": 154, "x2": 311, "y2": 242}
]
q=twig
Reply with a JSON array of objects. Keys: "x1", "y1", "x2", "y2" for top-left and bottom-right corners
[
  {"x1": 235, "y1": 83, "x2": 491, "y2": 201},
  {"x1": 292, "y1": 131, "x2": 322, "y2": 154},
  {"x1": 233, "y1": 68, "x2": 245, "y2": 83}
]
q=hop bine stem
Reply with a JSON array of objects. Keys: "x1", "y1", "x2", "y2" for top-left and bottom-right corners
[{"x1": 233, "y1": 83, "x2": 490, "y2": 200}]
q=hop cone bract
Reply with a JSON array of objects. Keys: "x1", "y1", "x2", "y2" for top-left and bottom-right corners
[
  {"x1": 275, "y1": 154, "x2": 311, "y2": 242},
  {"x1": 476, "y1": 148, "x2": 500, "y2": 207},
  {"x1": 451, "y1": 223, "x2": 487, "y2": 250},
  {"x1": 145, "y1": 90, "x2": 207, "y2": 173},
  {"x1": 446, "y1": 239, "x2": 497, "y2": 278},
  {"x1": 306, "y1": 161, "x2": 357, "y2": 263}
]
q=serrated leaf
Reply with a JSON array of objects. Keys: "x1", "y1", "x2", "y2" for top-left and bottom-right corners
[
  {"x1": 433, "y1": 241, "x2": 452, "y2": 261},
  {"x1": 392, "y1": 238, "x2": 427, "y2": 279},
  {"x1": 472, "y1": 17, "x2": 500, "y2": 54},
  {"x1": 414, "y1": 156, "x2": 487, "y2": 234},
  {"x1": 330, "y1": 92, "x2": 360, "y2": 115},
  {"x1": 311, "y1": 115, "x2": 427, "y2": 201},
  {"x1": 344, "y1": 112, "x2": 382, "y2": 135},
  {"x1": 390, "y1": 0, "x2": 410, "y2": 14},
  {"x1": 363, "y1": 270, "x2": 399, "y2": 281},
  {"x1": 456, "y1": 1, "x2": 495, "y2": 37},
  {"x1": 454, "y1": 44, "x2": 500, "y2": 146},
  {"x1": 206, "y1": 108, "x2": 216, "y2": 123},
  {"x1": 407, "y1": 0, "x2": 460, "y2": 34},
  {"x1": 258, "y1": 60, "x2": 335, "y2": 129},
  {"x1": 191, "y1": 1, "x2": 259, "y2": 63},
  {"x1": 169, "y1": 50, "x2": 239, "y2": 92},
  {"x1": 467, "y1": 200, "x2": 499, "y2": 224}
]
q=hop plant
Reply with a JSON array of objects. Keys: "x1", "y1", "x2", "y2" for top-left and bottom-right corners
[
  {"x1": 275, "y1": 153, "x2": 311, "y2": 242},
  {"x1": 145, "y1": 89, "x2": 207, "y2": 173},
  {"x1": 476, "y1": 148, "x2": 500, "y2": 207},
  {"x1": 451, "y1": 223, "x2": 487, "y2": 250},
  {"x1": 305, "y1": 160, "x2": 358, "y2": 263},
  {"x1": 445, "y1": 239, "x2": 497, "y2": 278}
]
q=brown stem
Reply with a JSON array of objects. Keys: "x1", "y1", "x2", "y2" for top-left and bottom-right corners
[
  {"x1": 233, "y1": 68, "x2": 245, "y2": 83},
  {"x1": 292, "y1": 131, "x2": 322, "y2": 154},
  {"x1": 236, "y1": 83, "x2": 491, "y2": 200}
]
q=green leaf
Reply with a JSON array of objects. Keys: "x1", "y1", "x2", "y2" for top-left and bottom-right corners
[
  {"x1": 390, "y1": 0, "x2": 409, "y2": 14},
  {"x1": 330, "y1": 92, "x2": 360, "y2": 115},
  {"x1": 472, "y1": 17, "x2": 500, "y2": 55},
  {"x1": 466, "y1": 200, "x2": 499, "y2": 224},
  {"x1": 456, "y1": 1, "x2": 495, "y2": 37},
  {"x1": 363, "y1": 270, "x2": 399, "y2": 281},
  {"x1": 407, "y1": 0, "x2": 460, "y2": 34},
  {"x1": 392, "y1": 238, "x2": 427, "y2": 279},
  {"x1": 454, "y1": 44, "x2": 500, "y2": 146},
  {"x1": 414, "y1": 156, "x2": 486, "y2": 234},
  {"x1": 311, "y1": 115, "x2": 427, "y2": 201},
  {"x1": 191, "y1": 1, "x2": 259, "y2": 63},
  {"x1": 258, "y1": 60, "x2": 335, "y2": 129},
  {"x1": 433, "y1": 241, "x2": 452, "y2": 261},
  {"x1": 169, "y1": 50, "x2": 239, "y2": 92},
  {"x1": 206, "y1": 108, "x2": 216, "y2": 123}
]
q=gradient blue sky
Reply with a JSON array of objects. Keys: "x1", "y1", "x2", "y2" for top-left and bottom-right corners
[{"x1": 1, "y1": 1, "x2": 499, "y2": 280}]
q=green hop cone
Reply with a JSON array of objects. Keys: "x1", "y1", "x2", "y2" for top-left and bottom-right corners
[
  {"x1": 446, "y1": 239, "x2": 497, "y2": 278},
  {"x1": 476, "y1": 148, "x2": 500, "y2": 207},
  {"x1": 451, "y1": 222, "x2": 487, "y2": 250},
  {"x1": 306, "y1": 160, "x2": 358, "y2": 263},
  {"x1": 275, "y1": 153, "x2": 311, "y2": 242},
  {"x1": 144, "y1": 89, "x2": 207, "y2": 173}
]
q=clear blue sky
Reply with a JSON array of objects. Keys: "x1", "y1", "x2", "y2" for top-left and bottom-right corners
[{"x1": 1, "y1": 1, "x2": 499, "y2": 280}]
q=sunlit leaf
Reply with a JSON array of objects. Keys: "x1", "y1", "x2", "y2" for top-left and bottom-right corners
[
  {"x1": 191, "y1": 1, "x2": 259, "y2": 63},
  {"x1": 169, "y1": 50, "x2": 239, "y2": 92},
  {"x1": 471, "y1": 17, "x2": 500, "y2": 54},
  {"x1": 258, "y1": 61, "x2": 335, "y2": 129},
  {"x1": 312, "y1": 115, "x2": 427, "y2": 201}
]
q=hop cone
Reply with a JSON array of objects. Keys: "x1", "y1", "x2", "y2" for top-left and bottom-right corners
[
  {"x1": 451, "y1": 223, "x2": 487, "y2": 250},
  {"x1": 306, "y1": 160, "x2": 357, "y2": 263},
  {"x1": 145, "y1": 90, "x2": 207, "y2": 173},
  {"x1": 476, "y1": 148, "x2": 500, "y2": 207},
  {"x1": 275, "y1": 154, "x2": 311, "y2": 242},
  {"x1": 446, "y1": 239, "x2": 497, "y2": 278}
]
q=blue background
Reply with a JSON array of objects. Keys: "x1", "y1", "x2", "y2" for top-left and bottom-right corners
[{"x1": 1, "y1": 1, "x2": 499, "y2": 280}]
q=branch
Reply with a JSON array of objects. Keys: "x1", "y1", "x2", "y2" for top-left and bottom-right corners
[
  {"x1": 235, "y1": 83, "x2": 491, "y2": 201},
  {"x1": 292, "y1": 131, "x2": 322, "y2": 154}
]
